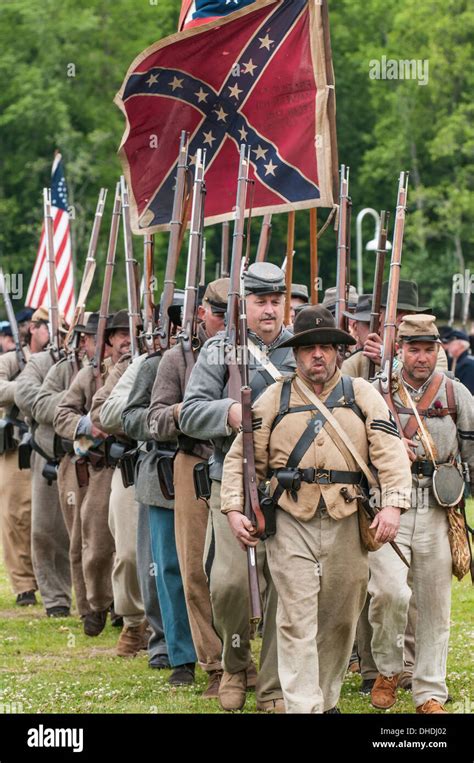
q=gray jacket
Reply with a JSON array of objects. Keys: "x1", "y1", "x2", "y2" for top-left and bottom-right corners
[
  {"x1": 122, "y1": 353, "x2": 174, "y2": 509},
  {"x1": 179, "y1": 327, "x2": 296, "y2": 480},
  {"x1": 15, "y1": 350, "x2": 57, "y2": 459}
]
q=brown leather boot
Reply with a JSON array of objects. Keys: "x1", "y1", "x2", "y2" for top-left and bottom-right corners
[
  {"x1": 371, "y1": 673, "x2": 400, "y2": 709},
  {"x1": 116, "y1": 621, "x2": 149, "y2": 657},
  {"x1": 201, "y1": 669, "x2": 223, "y2": 699},
  {"x1": 218, "y1": 670, "x2": 247, "y2": 711},
  {"x1": 416, "y1": 699, "x2": 448, "y2": 714}
]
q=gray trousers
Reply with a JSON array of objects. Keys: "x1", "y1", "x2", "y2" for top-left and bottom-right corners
[
  {"x1": 204, "y1": 480, "x2": 281, "y2": 703},
  {"x1": 137, "y1": 503, "x2": 167, "y2": 659},
  {"x1": 31, "y1": 452, "x2": 71, "y2": 610}
]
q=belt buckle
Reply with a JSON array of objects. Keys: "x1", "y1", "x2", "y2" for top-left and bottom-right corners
[{"x1": 315, "y1": 469, "x2": 330, "y2": 484}]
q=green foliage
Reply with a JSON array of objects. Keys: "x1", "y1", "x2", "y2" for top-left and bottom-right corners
[{"x1": 0, "y1": 0, "x2": 472, "y2": 317}]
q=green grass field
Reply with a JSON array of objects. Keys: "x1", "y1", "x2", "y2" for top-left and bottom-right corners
[{"x1": 0, "y1": 503, "x2": 472, "y2": 715}]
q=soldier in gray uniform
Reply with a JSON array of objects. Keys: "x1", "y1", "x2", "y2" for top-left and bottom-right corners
[
  {"x1": 369, "y1": 315, "x2": 474, "y2": 714},
  {"x1": 179, "y1": 262, "x2": 296, "y2": 712}
]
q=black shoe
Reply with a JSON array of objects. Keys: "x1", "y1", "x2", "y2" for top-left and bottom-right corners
[
  {"x1": 16, "y1": 590, "x2": 37, "y2": 607},
  {"x1": 324, "y1": 706, "x2": 341, "y2": 714},
  {"x1": 168, "y1": 663, "x2": 195, "y2": 686},
  {"x1": 359, "y1": 678, "x2": 376, "y2": 694},
  {"x1": 109, "y1": 603, "x2": 123, "y2": 628},
  {"x1": 46, "y1": 606, "x2": 70, "y2": 617},
  {"x1": 83, "y1": 609, "x2": 108, "y2": 636},
  {"x1": 149, "y1": 654, "x2": 171, "y2": 670}
]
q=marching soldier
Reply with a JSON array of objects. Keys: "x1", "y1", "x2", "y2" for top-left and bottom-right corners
[
  {"x1": 14, "y1": 308, "x2": 72, "y2": 617},
  {"x1": 368, "y1": 314, "x2": 474, "y2": 714},
  {"x1": 442, "y1": 328, "x2": 474, "y2": 394},
  {"x1": 53, "y1": 310, "x2": 131, "y2": 635},
  {"x1": 221, "y1": 306, "x2": 412, "y2": 713},
  {"x1": 33, "y1": 313, "x2": 99, "y2": 620},
  {"x1": 289, "y1": 284, "x2": 309, "y2": 326},
  {"x1": 146, "y1": 279, "x2": 230, "y2": 697},
  {"x1": 179, "y1": 262, "x2": 296, "y2": 713},
  {"x1": 0, "y1": 307, "x2": 46, "y2": 605}
]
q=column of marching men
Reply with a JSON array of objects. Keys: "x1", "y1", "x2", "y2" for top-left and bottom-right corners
[{"x1": 0, "y1": 267, "x2": 473, "y2": 713}]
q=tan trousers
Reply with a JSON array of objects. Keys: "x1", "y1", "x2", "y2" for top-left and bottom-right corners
[
  {"x1": 108, "y1": 469, "x2": 144, "y2": 627},
  {"x1": 368, "y1": 504, "x2": 452, "y2": 707},
  {"x1": 80, "y1": 464, "x2": 115, "y2": 612},
  {"x1": 205, "y1": 480, "x2": 281, "y2": 702},
  {"x1": 30, "y1": 452, "x2": 71, "y2": 610},
  {"x1": 0, "y1": 450, "x2": 36, "y2": 594},
  {"x1": 174, "y1": 451, "x2": 222, "y2": 672},
  {"x1": 357, "y1": 588, "x2": 417, "y2": 680},
  {"x1": 266, "y1": 506, "x2": 368, "y2": 713},
  {"x1": 57, "y1": 455, "x2": 89, "y2": 616}
]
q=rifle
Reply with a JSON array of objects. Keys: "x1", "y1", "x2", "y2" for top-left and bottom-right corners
[
  {"x1": 448, "y1": 275, "x2": 456, "y2": 327},
  {"x1": 462, "y1": 282, "x2": 470, "y2": 333},
  {"x1": 0, "y1": 269, "x2": 26, "y2": 371},
  {"x1": 368, "y1": 210, "x2": 390, "y2": 380},
  {"x1": 63, "y1": 187, "x2": 108, "y2": 375},
  {"x1": 226, "y1": 145, "x2": 264, "y2": 621},
  {"x1": 92, "y1": 183, "x2": 121, "y2": 390},
  {"x1": 335, "y1": 165, "x2": 350, "y2": 330},
  {"x1": 43, "y1": 188, "x2": 61, "y2": 361},
  {"x1": 120, "y1": 176, "x2": 141, "y2": 359},
  {"x1": 157, "y1": 131, "x2": 190, "y2": 352},
  {"x1": 180, "y1": 149, "x2": 206, "y2": 382},
  {"x1": 378, "y1": 172, "x2": 409, "y2": 417},
  {"x1": 283, "y1": 212, "x2": 296, "y2": 326},
  {"x1": 142, "y1": 233, "x2": 155, "y2": 354},
  {"x1": 310, "y1": 208, "x2": 318, "y2": 304},
  {"x1": 255, "y1": 214, "x2": 272, "y2": 263},
  {"x1": 220, "y1": 221, "x2": 230, "y2": 277}
]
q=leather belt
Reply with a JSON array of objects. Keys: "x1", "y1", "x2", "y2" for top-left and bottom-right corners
[{"x1": 273, "y1": 467, "x2": 363, "y2": 485}]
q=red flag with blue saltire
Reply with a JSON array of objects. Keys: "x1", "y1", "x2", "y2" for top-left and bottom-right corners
[
  {"x1": 115, "y1": 0, "x2": 338, "y2": 234},
  {"x1": 26, "y1": 152, "x2": 75, "y2": 322}
]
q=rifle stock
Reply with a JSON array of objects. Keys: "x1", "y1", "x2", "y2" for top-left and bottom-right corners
[
  {"x1": 368, "y1": 209, "x2": 389, "y2": 379},
  {"x1": 142, "y1": 233, "x2": 155, "y2": 354},
  {"x1": 379, "y1": 172, "x2": 409, "y2": 414},
  {"x1": 92, "y1": 183, "x2": 121, "y2": 390},
  {"x1": 157, "y1": 131, "x2": 190, "y2": 352}
]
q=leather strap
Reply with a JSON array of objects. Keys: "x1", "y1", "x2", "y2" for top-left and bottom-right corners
[
  {"x1": 401, "y1": 373, "x2": 444, "y2": 441},
  {"x1": 445, "y1": 379, "x2": 457, "y2": 424}
]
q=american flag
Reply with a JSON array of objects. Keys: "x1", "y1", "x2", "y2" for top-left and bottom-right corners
[{"x1": 25, "y1": 152, "x2": 75, "y2": 323}]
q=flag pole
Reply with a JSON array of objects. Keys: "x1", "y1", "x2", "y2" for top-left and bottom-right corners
[{"x1": 284, "y1": 211, "x2": 295, "y2": 325}]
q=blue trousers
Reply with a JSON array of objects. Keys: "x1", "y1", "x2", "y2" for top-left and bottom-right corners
[{"x1": 148, "y1": 506, "x2": 196, "y2": 667}]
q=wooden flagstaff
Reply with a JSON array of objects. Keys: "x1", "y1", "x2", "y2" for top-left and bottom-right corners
[
  {"x1": 284, "y1": 211, "x2": 296, "y2": 325},
  {"x1": 310, "y1": 207, "x2": 318, "y2": 304}
]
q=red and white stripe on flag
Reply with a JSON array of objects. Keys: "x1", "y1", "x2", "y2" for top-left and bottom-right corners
[{"x1": 25, "y1": 153, "x2": 75, "y2": 324}]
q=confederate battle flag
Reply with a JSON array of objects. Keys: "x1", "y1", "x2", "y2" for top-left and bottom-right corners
[{"x1": 115, "y1": 0, "x2": 338, "y2": 234}]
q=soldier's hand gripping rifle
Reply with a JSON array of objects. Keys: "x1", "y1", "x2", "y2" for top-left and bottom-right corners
[
  {"x1": 121, "y1": 176, "x2": 142, "y2": 360},
  {"x1": 179, "y1": 148, "x2": 206, "y2": 383},
  {"x1": 92, "y1": 183, "x2": 121, "y2": 391},
  {"x1": 157, "y1": 131, "x2": 191, "y2": 352},
  {"x1": 43, "y1": 188, "x2": 61, "y2": 361},
  {"x1": 0, "y1": 269, "x2": 26, "y2": 371},
  {"x1": 226, "y1": 145, "x2": 265, "y2": 621},
  {"x1": 378, "y1": 173, "x2": 409, "y2": 423},
  {"x1": 368, "y1": 210, "x2": 390, "y2": 380},
  {"x1": 63, "y1": 188, "x2": 108, "y2": 376},
  {"x1": 335, "y1": 165, "x2": 350, "y2": 331}
]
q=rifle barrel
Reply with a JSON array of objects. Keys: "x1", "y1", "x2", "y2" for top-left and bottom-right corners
[{"x1": 335, "y1": 165, "x2": 350, "y2": 329}]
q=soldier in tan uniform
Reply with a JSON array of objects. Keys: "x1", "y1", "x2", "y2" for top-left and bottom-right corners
[
  {"x1": 221, "y1": 306, "x2": 412, "y2": 713},
  {"x1": 368, "y1": 315, "x2": 474, "y2": 714},
  {"x1": 0, "y1": 309, "x2": 47, "y2": 605},
  {"x1": 14, "y1": 308, "x2": 72, "y2": 616},
  {"x1": 53, "y1": 310, "x2": 131, "y2": 635},
  {"x1": 33, "y1": 313, "x2": 99, "y2": 619}
]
